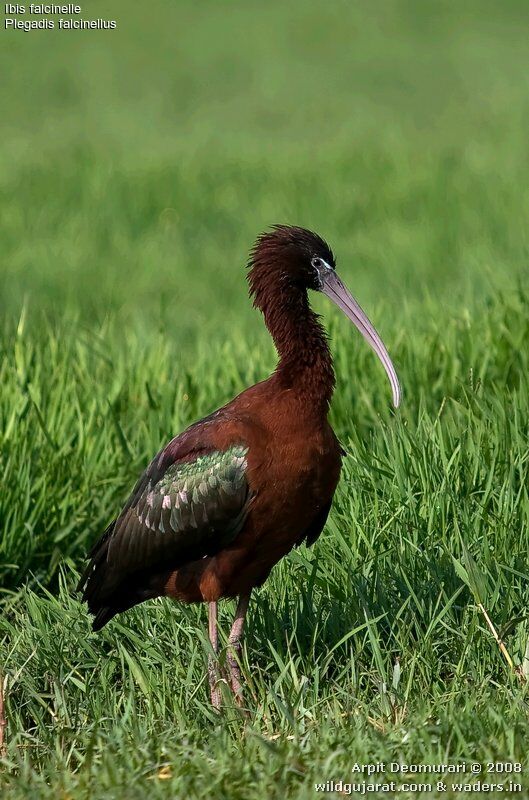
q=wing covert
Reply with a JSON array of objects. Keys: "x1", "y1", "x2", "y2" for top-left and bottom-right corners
[
  {"x1": 83, "y1": 444, "x2": 251, "y2": 603},
  {"x1": 125, "y1": 445, "x2": 249, "y2": 538}
]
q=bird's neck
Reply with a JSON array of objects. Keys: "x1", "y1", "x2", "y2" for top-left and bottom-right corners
[{"x1": 261, "y1": 289, "x2": 336, "y2": 414}]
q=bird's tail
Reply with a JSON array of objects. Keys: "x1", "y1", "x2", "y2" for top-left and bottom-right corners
[
  {"x1": 77, "y1": 521, "x2": 122, "y2": 630},
  {"x1": 77, "y1": 521, "x2": 158, "y2": 630}
]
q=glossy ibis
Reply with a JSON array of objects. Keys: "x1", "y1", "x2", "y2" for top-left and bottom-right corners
[{"x1": 78, "y1": 225, "x2": 401, "y2": 708}]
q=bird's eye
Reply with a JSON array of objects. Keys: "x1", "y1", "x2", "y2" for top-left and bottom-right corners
[{"x1": 311, "y1": 257, "x2": 324, "y2": 270}]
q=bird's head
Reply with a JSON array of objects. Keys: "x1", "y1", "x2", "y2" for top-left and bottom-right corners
[
  {"x1": 248, "y1": 225, "x2": 401, "y2": 407},
  {"x1": 249, "y1": 225, "x2": 336, "y2": 291}
]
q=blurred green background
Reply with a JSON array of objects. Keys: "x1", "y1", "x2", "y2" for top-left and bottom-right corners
[
  {"x1": 1, "y1": 0, "x2": 528, "y2": 340},
  {"x1": 2, "y1": 2, "x2": 529, "y2": 797}
]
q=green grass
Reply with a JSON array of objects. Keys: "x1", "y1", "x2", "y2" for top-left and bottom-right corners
[{"x1": 1, "y1": 0, "x2": 529, "y2": 797}]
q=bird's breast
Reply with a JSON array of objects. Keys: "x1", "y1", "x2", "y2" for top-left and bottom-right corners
[
  {"x1": 165, "y1": 413, "x2": 342, "y2": 603},
  {"x1": 245, "y1": 422, "x2": 341, "y2": 544}
]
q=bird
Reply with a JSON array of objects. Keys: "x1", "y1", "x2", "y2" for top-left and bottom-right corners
[{"x1": 78, "y1": 225, "x2": 401, "y2": 709}]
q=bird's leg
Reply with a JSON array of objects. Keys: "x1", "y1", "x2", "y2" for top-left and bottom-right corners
[
  {"x1": 208, "y1": 600, "x2": 221, "y2": 710},
  {"x1": 227, "y1": 592, "x2": 251, "y2": 703}
]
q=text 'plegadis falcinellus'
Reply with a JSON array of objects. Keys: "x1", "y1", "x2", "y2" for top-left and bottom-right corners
[{"x1": 78, "y1": 225, "x2": 401, "y2": 709}]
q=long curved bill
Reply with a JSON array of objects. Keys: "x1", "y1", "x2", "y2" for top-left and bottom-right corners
[{"x1": 321, "y1": 270, "x2": 401, "y2": 408}]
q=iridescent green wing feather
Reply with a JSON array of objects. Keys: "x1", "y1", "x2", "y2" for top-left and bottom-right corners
[
  {"x1": 134, "y1": 446, "x2": 249, "y2": 537},
  {"x1": 104, "y1": 445, "x2": 251, "y2": 585}
]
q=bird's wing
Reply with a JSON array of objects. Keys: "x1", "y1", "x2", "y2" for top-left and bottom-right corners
[
  {"x1": 79, "y1": 427, "x2": 251, "y2": 617},
  {"x1": 111, "y1": 444, "x2": 250, "y2": 570}
]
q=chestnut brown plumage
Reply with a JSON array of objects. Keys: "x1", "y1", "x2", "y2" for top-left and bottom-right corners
[{"x1": 78, "y1": 225, "x2": 401, "y2": 709}]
